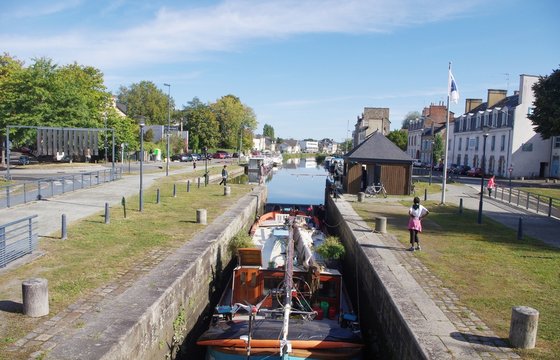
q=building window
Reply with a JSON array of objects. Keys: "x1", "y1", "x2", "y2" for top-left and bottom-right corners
[
  {"x1": 475, "y1": 136, "x2": 479, "y2": 151},
  {"x1": 458, "y1": 138, "x2": 462, "y2": 151},
  {"x1": 491, "y1": 135, "x2": 496, "y2": 151},
  {"x1": 464, "y1": 154, "x2": 469, "y2": 167},
  {"x1": 522, "y1": 143, "x2": 533, "y2": 151},
  {"x1": 457, "y1": 154, "x2": 461, "y2": 164},
  {"x1": 554, "y1": 136, "x2": 560, "y2": 149},
  {"x1": 501, "y1": 135, "x2": 506, "y2": 151},
  {"x1": 473, "y1": 154, "x2": 479, "y2": 168},
  {"x1": 465, "y1": 137, "x2": 469, "y2": 151}
]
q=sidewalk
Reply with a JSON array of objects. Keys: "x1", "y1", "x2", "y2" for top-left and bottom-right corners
[{"x1": 433, "y1": 182, "x2": 560, "y2": 249}]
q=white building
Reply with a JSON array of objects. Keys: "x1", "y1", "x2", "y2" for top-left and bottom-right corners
[
  {"x1": 299, "y1": 140, "x2": 319, "y2": 153},
  {"x1": 451, "y1": 74, "x2": 554, "y2": 178}
]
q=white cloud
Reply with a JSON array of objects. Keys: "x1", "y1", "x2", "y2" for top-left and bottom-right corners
[{"x1": 1, "y1": 0, "x2": 482, "y2": 69}]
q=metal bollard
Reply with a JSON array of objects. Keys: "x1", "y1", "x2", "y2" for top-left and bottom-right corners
[
  {"x1": 459, "y1": 198, "x2": 463, "y2": 214},
  {"x1": 156, "y1": 188, "x2": 160, "y2": 204},
  {"x1": 187, "y1": 180, "x2": 191, "y2": 192},
  {"x1": 517, "y1": 217, "x2": 523, "y2": 240},
  {"x1": 424, "y1": 188, "x2": 427, "y2": 201},
  {"x1": 173, "y1": 184, "x2": 177, "y2": 197},
  {"x1": 104, "y1": 203, "x2": 110, "y2": 224},
  {"x1": 61, "y1": 214, "x2": 67, "y2": 240},
  {"x1": 198, "y1": 177, "x2": 201, "y2": 188}
]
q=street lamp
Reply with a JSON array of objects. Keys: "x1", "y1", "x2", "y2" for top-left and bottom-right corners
[
  {"x1": 164, "y1": 83, "x2": 171, "y2": 176},
  {"x1": 139, "y1": 117, "x2": 145, "y2": 212},
  {"x1": 477, "y1": 125, "x2": 490, "y2": 224}
]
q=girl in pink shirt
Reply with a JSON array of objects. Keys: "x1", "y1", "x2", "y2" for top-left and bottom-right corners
[{"x1": 408, "y1": 197, "x2": 429, "y2": 251}]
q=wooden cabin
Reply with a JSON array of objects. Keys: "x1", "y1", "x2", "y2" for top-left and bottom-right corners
[{"x1": 343, "y1": 131, "x2": 414, "y2": 195}]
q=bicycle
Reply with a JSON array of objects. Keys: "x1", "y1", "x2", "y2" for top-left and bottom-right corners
[{"x1": 364, "y1": 183, "x2": 387, "y2": 198}]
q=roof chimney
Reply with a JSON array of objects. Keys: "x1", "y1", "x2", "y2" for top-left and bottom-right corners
[
  {"x1": 487, "y1": 89, "x2": 507, "y2": 108},
  {"x1": 465, "y1": 98, "x2": 482, "y2": 113}
]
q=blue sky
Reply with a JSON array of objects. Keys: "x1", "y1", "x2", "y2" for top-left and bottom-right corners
[{"x1": 1, "y1": 0, "x2": 559, "y2": 142}]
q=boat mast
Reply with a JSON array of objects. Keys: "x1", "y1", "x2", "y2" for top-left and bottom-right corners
[{"x1": 280, "y1": 218, "x2": 295, "y2": 358}]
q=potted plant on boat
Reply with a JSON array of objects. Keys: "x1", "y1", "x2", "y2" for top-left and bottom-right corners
[{"x1": 316, "y1": 236, "x2": 345, "y2": 267}]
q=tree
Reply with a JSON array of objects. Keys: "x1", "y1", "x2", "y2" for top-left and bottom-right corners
[
  {"x1": 263, "y1": 124, "x2": 275, "y2": 139},
  {"x1": 432, "y1": 134, "x2": 443, "y2": 164},
  {"x1": 116, "y1": 81, "x2": 174, "y2": 125},
  {"x1": 402, "y1": 111, "x2": 420, "y2": 129},
  {"x1": 183, "y1": 97, "x2": 219, "y2": 151},
  {"x1": 529, "y1": 67, "x2": 560, "y2": 139},
  {"x1": 210, "y1": 95, "x2": 257, "y2": 149},
  {"x1": 386, "y1": 129, "x2": 408, "y2": 151}
]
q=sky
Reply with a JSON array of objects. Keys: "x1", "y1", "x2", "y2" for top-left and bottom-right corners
[{"x1": 1, "y1": 0, "x2": 559, "y2": 142}]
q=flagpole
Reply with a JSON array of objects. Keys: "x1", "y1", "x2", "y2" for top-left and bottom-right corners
[{"x1": 441, "y1": 62, "x2": 452, "y2": 204}]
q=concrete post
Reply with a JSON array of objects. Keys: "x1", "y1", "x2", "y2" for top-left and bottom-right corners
[
  {"x1": 196, "y1": 209, "x2": 207, "y2": 225},
  {"x1": 357, "y1": 192, "x2": 365, "y2": 202},
  {"x1": 224, "y1": 186, "x2": 231, "y2": 196},
  {"x1": 22, "y1": 278, "x2": 49, "y2": 317},
  {"x1": 61, "y1": 214, "x2": 67, "y2": 240},
  {"x1": 375, "y1": 217, "x2": 387, "y2": 233},
  {"x1": 509, "y1": 306, "x2": 539, "y2": 349},
  {"x1": 104, "y1": 202, "x2": 110, "y2": 224}
]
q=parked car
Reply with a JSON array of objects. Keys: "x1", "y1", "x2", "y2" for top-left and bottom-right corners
[
  {"x1": 212, "y1": 152, "x2": 226, "y2": 159},
  {"x1": 466, "y1": 167, "x2": 483, "y2": 177},
  {"x1": 412, "y1": 160, "x2": 423, "y2": 167},
  {"x1": 451, "y1": 165, "x2": 471, "y2": 175}
]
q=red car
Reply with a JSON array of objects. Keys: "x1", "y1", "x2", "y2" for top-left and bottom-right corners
[
  {"x1": 212, "y1": 152, "x2": 226, "y2": 159},
  {"x1": 466, "y1": 167, "x2": 483, "y2": 177}
]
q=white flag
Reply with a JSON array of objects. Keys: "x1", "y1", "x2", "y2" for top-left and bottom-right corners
[{"x1": 449, "y1": 71, "x2": 459, "y2": 104}]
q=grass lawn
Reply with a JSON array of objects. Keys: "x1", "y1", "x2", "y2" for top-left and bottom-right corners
[
  {"x1": 353, "y1": 197, "x2": 559, "y2": 360},
  {"x1": 0, "y1": 169, "x2": 252, "y2": 360}
]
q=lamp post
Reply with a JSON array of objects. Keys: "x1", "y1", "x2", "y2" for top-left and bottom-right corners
[
  {"x1": 164, "y1": 83, "x2": 171, "y2": 176},
  {"x1": 477, "y1": 125, "x2": 490, "y2": 224},
  {"x1": 428, "y1": 138, "x2": 434, "y2": 185},
  {"x1": 139, "y1": 118, "x2": 145, "y2": 212}
]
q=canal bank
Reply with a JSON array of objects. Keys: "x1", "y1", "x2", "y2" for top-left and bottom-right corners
[
  {"x1": 325, "y1": 192, "x2": 523, "y2": 359},
  {"x1": 43, "y1": 185, "x2": 267, "y2": 359}
]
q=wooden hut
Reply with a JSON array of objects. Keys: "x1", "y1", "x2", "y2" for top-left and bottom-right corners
[{"x1": 343, "y1": 131, "x2": 414, "y2": 195}]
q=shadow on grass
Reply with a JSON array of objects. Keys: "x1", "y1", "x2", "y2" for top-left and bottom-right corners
[
  {"x1": 0, "y1": 300, "x2": 22, "y2": 314},
  {"x1": 450, "y1": 331, "x2": 510, "y2": 348}
]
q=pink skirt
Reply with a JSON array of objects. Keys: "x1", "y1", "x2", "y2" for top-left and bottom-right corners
[{"x1": 408, "y1": 217, "x2": 422, "y2": 232}]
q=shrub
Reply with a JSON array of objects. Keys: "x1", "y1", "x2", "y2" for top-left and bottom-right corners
[{"x1": 316, "y1": 236, "x2": 345, "y2": 260}]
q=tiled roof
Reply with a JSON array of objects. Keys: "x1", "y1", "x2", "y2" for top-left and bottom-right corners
[{"x1": 344, "y1": 131, "x2": 413, "y2": 163}]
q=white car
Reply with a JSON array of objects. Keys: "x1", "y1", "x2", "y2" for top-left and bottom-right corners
[{"x1": 412, "y1": 160, "x2": 423, "y2": 167}]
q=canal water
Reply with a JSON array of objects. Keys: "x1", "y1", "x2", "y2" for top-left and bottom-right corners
[{"x1": 264, "y1": 157, "x2": 328, "y2": 206}]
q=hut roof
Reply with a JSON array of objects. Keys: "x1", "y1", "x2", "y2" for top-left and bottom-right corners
[{"x1": 344, "y1": 131, "x2": 413, "y2": 164}]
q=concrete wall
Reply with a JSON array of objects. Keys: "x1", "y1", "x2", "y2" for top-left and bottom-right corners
[
  {"x1": 326, "y1": 195, "x2": 476, "y2": 359},
  {"x1": 46, "y1": 186, "x2": 267, "y2": 360}
]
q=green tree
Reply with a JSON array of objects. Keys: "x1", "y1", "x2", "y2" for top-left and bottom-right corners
[
  {"x1": 340, "y1": 139, "x2": 352, "y2": 153},
  {"x1": 529, "y1": 67, "x2": 560, "y2": 139},
  {"x1": 117, "y1": 81, "x2": 174, "y2": 125},
  {"x1": 402, "y1": 111, "x2": 420, "y2": 129},
  {"x1": 432, "y1": 134, "x2": 443, "y2": 164},
  {"x1": 263, "y1": 124, "x2": 275, "y2": 139},
  {"x1": 386, "y1": 129, "x2": 408, "y2": 151},
  {"x1": 183, "y1": 97, "x2": 219, "y2": 151},
  {"x1": 211, "y1": 95, "x2": 257, "y2": 149}
]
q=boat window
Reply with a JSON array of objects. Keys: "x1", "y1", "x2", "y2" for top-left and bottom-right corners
[{"x1": 263, "y1": 276, "x2": 283, "y2": 295}]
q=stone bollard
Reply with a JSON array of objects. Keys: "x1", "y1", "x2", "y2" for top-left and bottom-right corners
[
  {"x1": 224, "y1": 186, "x2": 231, "y2": 196},
  {"x1": 22, "y1": 278, "x2": 49, "y2": 317},
  {"x1": 196, "y1": 209, "x2": 207, "y2": 225},
  {"x1": 357, "y1": 192, "x2": 365, "y2": 202},
  {"x1": 509, "y1": 306, "x2": 539, "y2": 349},
  {"x1": 375, "y1": 217, "x2": 387, "y2": 233}
]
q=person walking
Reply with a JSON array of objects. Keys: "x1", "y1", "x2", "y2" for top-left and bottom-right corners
[
  {"x1": 487, "y1": 175, "x2": 495, "y2": 196},
  {"x1": 193, "y1": 160, "x2": 197, "y2": 169},
  {"x1": 408, "y1": 197, "x2": 429, "y2": 251},
  {"x1": 219, "y1": 165, "x2": 228, "y2": 186}
]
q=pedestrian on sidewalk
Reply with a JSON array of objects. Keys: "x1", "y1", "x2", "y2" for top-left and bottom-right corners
[
  {"x1": 487, "y1": 175, "x2": 495, "y2": 196},
  {"x1": 219, "y1": 165, "x2": 228, "y2": 186},
  {"x1": 408, "y1": 196, "x2": 429, "y2": 251},
  {"x1": 193, "y1": 160, "x2": 197, "y2": 169}
]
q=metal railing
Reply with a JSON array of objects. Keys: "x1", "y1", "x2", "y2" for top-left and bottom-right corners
[
  {"x1": 0, "y1": 215, "x2": 38, "y2": 268},
  {"x1": 0, "y1": 168, "x2": 122, "y2": 209},
  {"x1": 492, "y1": 185, "x2": 559, "y2": 218}
]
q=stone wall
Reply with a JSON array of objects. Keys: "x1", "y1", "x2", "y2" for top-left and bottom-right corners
[
  {"x1": 326, "y1": 195, "x2": 462, "y2": 359},
  {"x1": 47, "y1": 186, "x2": 267, "y2": 360}
]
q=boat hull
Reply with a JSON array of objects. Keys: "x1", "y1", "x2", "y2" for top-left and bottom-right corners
[{"x1": 206, "y1": 346, "x2": 362, "y2": 359}]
